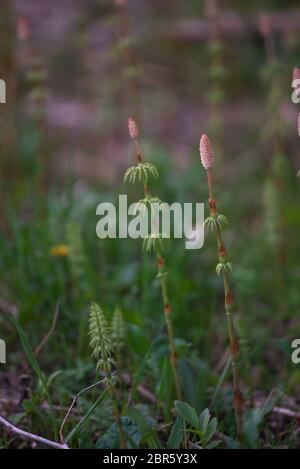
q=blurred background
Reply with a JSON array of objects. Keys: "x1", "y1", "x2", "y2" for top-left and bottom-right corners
[{"x1": 1, "y1": 0, "x2": 300, "y2": 447}]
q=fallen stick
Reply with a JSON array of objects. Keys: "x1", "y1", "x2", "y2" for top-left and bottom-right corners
[
  {"x1": 0, "y1": 415, "x2": 69, "y2": 449},
  {"x1": 273, "y1": 406, "x2": 300, "y2": 419}
]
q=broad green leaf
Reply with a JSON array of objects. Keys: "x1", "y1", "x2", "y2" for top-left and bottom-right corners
[
  {"x1": 224, "y1": 435, "x2": 244, "y2": 449},
  {"x1": 167, "y1": 416, "x2": 183, "y2": 449},
  {"x1": 96, "y1": 422, "x2": 120, "y2": 449},
  {"x1": 243, "y1": 408, "x2": 261, "y2": 449},
  {"x1": 199, "y1": 408, "x2": 210, "y2": 434},
  {"x1": 96, "y1": 416, "x2": 140, "y2": 449},
  {"x1": 259, "y1": 388, "x2": 283, "y2": 419},
  {"x1": 206, "y1": 440, "x2": 221, "y2": 449},
  {"x1": 178, "y1": 359, "x2": 197, "y2": 409},
  {"x1": 174, "y1": 401, "x2": 199, "y2": 428},
  {"x1": 204, "y1": 416, "x2": 218, "y2": 441},
  {"x1": 125, "y1": 407, "x2": 156, "y2": 441}
]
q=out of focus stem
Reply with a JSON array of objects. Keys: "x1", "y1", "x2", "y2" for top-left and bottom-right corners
[{"x1": 156, "y1": 245, "x2": 182, "y2": 400}]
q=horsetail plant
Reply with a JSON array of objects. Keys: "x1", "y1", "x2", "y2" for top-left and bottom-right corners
[
  {"x1": 89, "y1": 302, "x2": 126, "y2": 448},
  {"x1": 199, "y1": 134, "x2": 243, "y2": 438},
  {"x1": 125, "y1": 117, "x2": 182, "y2": 400}
]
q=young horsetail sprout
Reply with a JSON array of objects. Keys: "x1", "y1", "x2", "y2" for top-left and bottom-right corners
[
  {"x1": 125, "y1": 117, "x2": 182, "y2": 400},
  {"x1": 89, "y1": 302, "x2": 126, "y2": 448},
  {"x1": 199, "y1": 134, "x2": 243, "y2": 438},
  {"x1": 89, "y1": 302, "x2": 115, "y2": 375}
]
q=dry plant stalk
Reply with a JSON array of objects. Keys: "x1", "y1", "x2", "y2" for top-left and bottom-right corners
[
  {"x1": 0, "y1": 415, "x2": 69, "y2": 450},
  {"x1": 126, "y1": 118, "x2": 182, "y2": 400},
  {"x1": 59, "y1": 378, "x2": 107, "y2": 443},
  {"x1": 200, "y1": 134, "x2": 243, "y2": 438}
]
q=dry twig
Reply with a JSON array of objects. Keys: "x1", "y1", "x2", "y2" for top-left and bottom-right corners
[
  {"x1": 59, "y1": 377, "x2": 108, "y2": 444},
  {"x1": 0, "y1": 415, "x2": 69, "y2": 449}
]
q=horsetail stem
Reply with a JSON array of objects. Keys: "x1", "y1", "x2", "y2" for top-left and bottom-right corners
[
  {"x1": 127, "y1": 117, "x2": 182, "y2": 400},
  {"x1": 200, "y1": 134, "x2": 243, "y2": 438}
]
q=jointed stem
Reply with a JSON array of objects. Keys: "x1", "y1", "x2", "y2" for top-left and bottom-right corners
[
  {"x1": 222, "y1": 268, "x2": 243, "y2": 438},
  {"x1": 206, "y1": 169, "x2": 243, "y2": 438}
]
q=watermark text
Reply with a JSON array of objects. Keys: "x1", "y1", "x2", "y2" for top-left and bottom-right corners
[
  {"x1": 0, "y1": 339, "x2": 6, "y2": 364},
  {"x1": 0, "y1": 79, "x2": 6, "y2": 103},
  {"x1": 96, "y1": 195, "x2": 205, "y2": 249}
]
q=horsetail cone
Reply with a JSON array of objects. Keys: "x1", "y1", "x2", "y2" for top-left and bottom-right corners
[
  {"x1": 199, "y1": 134, "x2": 214, "y2": 170},
  {"x1": 128, "y1": 117, "x2": 139, "y2": 140}
]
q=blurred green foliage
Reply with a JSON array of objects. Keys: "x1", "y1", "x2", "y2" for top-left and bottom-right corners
[{"x1": 1, "y1": 0, "x2": 300, "y2": 449}]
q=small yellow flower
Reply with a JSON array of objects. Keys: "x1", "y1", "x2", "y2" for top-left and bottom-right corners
[{"x1": 50, "y1": 244, "x2": 69, "y2": 257}]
